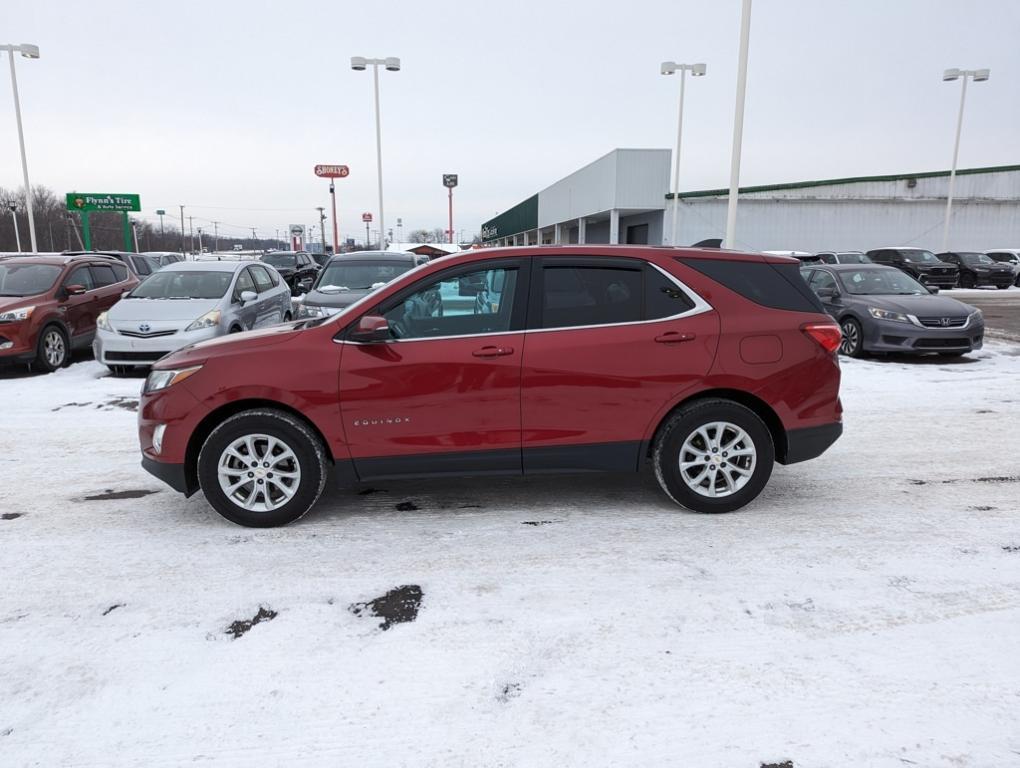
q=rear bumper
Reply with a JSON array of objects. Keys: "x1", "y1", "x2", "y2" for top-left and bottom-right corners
[
  {"x1": 141, "y1": 456, "x2": 197, "y2": 497},
  {"x1": 782, "y1": 422, "x2": 842, "y2": 465}
]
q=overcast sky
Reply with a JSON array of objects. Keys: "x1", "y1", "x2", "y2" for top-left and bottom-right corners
[{"x1": 3, "y1": 0, "x2": 1018, "y2": 243}]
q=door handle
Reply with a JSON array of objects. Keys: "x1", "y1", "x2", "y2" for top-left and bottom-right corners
[
  {"x1": 472, "y1": 346, "x2": 514, "y2": 358},
  {"x1": 655, "y1": 332, "x2": 695, "y2": 344}
]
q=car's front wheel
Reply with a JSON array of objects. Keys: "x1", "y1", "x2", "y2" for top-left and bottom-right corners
[
  {"x1": 197, "y1": 409, "x2": 328, "y2": 527},
  {"x1": 653, "y1": 399, "x2": 774, "y2": 514},
  {"x1": 959, "y1": 272, "x2": 976, "y2": 288},
  {"x1": 32, "y1": 326, "x2": 68, "y2": 373},
  {"x1": 839, "y1": 317, "x2": 865, "y2": 357}
]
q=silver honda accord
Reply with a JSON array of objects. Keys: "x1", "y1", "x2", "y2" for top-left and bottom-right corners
[{"x1": 93, "y1": 260, "x2": 292, "y2": 373}]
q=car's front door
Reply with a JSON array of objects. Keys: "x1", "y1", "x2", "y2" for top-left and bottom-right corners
[
  {"x1": 338, "y1": 259, "x2": 529, "y2": 479},
  {"x1": 519, "y1": 257, "x2": 720, "y2": 473},
  {"x1": 232, "y1": 267, "x2": 259, "y2": 330},
  {"x1": 60, "y1": 264, "x2": 98, "y2": 343}
]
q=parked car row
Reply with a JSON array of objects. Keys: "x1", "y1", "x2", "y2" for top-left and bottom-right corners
[{"x1": 792, "y1": 247, "x2": 1020, "y2": 288}]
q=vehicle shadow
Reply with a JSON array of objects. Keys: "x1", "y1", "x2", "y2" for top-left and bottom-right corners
[
  {"x1": 0, "y1": 349, "x2": 94, "y2": 380},
  {"x1": 862, "y1": 352, "x2": 981, "y2": 366}
]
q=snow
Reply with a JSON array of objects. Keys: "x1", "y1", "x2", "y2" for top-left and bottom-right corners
[{"x1": 2, "y1": 346, "x2": 1020, "y2": 767}]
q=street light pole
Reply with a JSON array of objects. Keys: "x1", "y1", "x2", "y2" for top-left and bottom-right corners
[
  {"x1": 351, "y1": 55, "x2": 400, "y2": 252},
  {"x1": 941, "y1": 67, "x2": 990, "y2": 252},
  {"x1": 2, "y1": 43, "x2": 41, "y2": 253},
  {"x1": 317, "y1": 207, "x2": 327, "y2": 255},
  {"x1": 8, "y1": 203, "x2": 21, "y2": 251},
  {"x1": 661, "y1": 61, "x2": 707, "y2": 247},
  {"x1": 179, "y1": 205, "x2": 186, "y2": 255},
  {"x1": 724, "y1": 0, "x2": 752, "y2": 250},
  {"x1": 213, "y1": 221, "x2": 220, "y2": 252}
]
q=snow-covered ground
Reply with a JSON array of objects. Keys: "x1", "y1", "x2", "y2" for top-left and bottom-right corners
[{"x1": 2, "y1": 346, "x2": 1019, "y2": 767}]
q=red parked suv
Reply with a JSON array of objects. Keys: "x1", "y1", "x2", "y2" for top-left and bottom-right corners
[
  {"x1": 138, "y1": 246, "x2": 843, "y2": 527},
  {"x1": 0, "y1": 254, "x2": 139, "y2": 372}
]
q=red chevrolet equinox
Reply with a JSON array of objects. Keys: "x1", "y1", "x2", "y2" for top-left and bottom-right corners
[{"x1": 138, "y1": 246, "x2": 843, "y2": 527}]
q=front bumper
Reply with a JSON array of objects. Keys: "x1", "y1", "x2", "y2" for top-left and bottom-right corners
[
  {"x1": 93, "y1": 325, "x2": 220, "y2": 367},
  {"x1": 861, "y1": 315, "x2": 984, "y2": 354},
  {"x1": 0, "y1": 320, "x2": 37, "y2": 362},
  {"x1": 141, "y1": 456, "x2": 197, "y2": 496}
]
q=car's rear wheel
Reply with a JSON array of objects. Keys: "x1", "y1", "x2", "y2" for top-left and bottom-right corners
[
  {"x1": 197, "y1": 409, "x2": 328, "y2": 527},
  {"x1": 839, "y1": 317, "x2": 865, "y2": 357},
  {"x1": 32, "y1": 326, "x2": 68, "y2": 373},
  {"x1": 996, "y1": 284, "x2": 1009, "y2": 290},
  {"x1": 653, "y1": 399, "x2": 774, "y2": 514}
]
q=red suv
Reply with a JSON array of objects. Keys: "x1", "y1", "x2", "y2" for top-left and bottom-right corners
[
  {"x1": 0, "y1": 254, "x2": 139, "y2": 372},
  {"x1": 138, "y1": 246, "x2": 843, "y2": 527}
]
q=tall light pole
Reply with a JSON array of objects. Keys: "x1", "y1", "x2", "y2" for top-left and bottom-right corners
[
  {"x1": 179, "y1": 205, "x2": 186, "y2": 255},
  {"x1": 660, "y1": 61, "x2": 706, "y2": 247},
  {"x1": 2, "y1": 43, "x2": 40, "y2": 253},
  {"x1": 213, "y1": 220, "x2": 220, "y2": 252},
  {"x1": 351, "y1": 55, "x2": 400, "y2": 251},
  {"x1": 724, "y1": 0, "x2": 752, "y2": 250},
  {"x1": 941, "y1": 67, "x2": 990, "y2": 252},
  {"x1": 8, "y1": 202, "x2": 21, "y2": 251},
  {"x1": 317, "y1": 207, "x2": 327, "y2": 255}
]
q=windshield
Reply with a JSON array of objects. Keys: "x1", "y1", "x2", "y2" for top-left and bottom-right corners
[
  {"x1": 315, "y1": 261, "x2": 413, "y2": 291},
  {"x1": 837, "y1": 252, "x2": 871, "y2": 264},
  {"x1": 900, "y1": 250, "x2": 939, "y2": 264},
  {"x1": 0, "y1": 263, "x2": 62, "y2": 296},
  {"x1": 263, "y1": 253, "x2": 296, "y2": 268},
  {"x1": 840, "y1": 268, "x2": 928, "y2": 295},
  {"x1": 960, "y1": 252, "x2": 994, "y2": 266},
  {"x1": 129, "y1": 270, "x2": 232, "y2": 299}
]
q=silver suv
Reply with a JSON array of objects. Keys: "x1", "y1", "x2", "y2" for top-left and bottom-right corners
[{"x1": 93, "y1": 260, "x2": 292, "y2": 373}]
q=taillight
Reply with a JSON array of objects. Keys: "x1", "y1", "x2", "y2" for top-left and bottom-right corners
[{"x1": 801, "y1": 321, "x2": 841, "y2": 354}]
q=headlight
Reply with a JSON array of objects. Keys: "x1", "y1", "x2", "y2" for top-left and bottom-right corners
[
  {"x1": 0, "y1": 305, "x2": 35, "y2": 323},
  {"x1": 297, "y1": 303, "x2": 328, "y2": 319},
  {"x1": 969, "y1": 309, "x2": 983, "y2": 321},
  {"x1": 868, "y1": 307, "x2": 910, "y2": 323},
  {"x1": 184, "y1": 309, "x2": 221, "y2": 332},
  {"x1": 144, "y1": 365, "x2": 202, "y2": 394},
  {"x1": 97, "y1": 311, "x2": 113, "y2": 332}
]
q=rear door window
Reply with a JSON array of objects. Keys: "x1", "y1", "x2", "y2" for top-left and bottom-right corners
[
  {"x1": 110, "y1": 263, "x2": 129, "y2": 283},
  {"x1": 539, "y1": 266, "x2": 643, "y2": 329},
  {"x1": 131, "y1": 256, "x2": 152, "y2": 276},
  {"x1": 90, "y1": 264, "x2": 117, "y2": 288},
  {"x1": 645, "y1": 266, "x2": 695, "y2": 319}
]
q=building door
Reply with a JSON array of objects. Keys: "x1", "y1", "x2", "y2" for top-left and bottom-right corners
[{"x1": 626, "y1": 224, "x2": 649, "y2": 245}]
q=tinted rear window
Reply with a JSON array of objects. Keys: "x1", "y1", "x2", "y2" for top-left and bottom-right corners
[{"x1": 677, "y1": 258, "x2": 824, "y2": 313}]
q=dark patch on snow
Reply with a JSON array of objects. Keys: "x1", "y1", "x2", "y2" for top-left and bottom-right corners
[
  {"x1": 1, "y1": 513, "x2": 22, "y2": 520},
  {"x1": 395, "y1": 501, "x2": 420, "y2": 511},
  {"x1": 0, "y1": 727, "x2": 11, "y2": 737},
  {"x1": 226, "y1": 606, "x2": 278, "y2": 639},
  {"x1": 761, "y1": 762, "x2": 794, "y2": 768},
  {"x1": 969, "y1": 505, "x2": 997, "y2": 511},
  {"x1": 974, "y1": 409, "x2": 994, "y2": 414},
  {"x1": 51, "y1": 401, "x2": 92, "y2": 411},
  {"x1": 521, "y1": 519, "x2": 561, "y2": 526},
  {"x1": 358, "y1": 487, "x2": 387, "y2": 495},
  {"x1": 973, "y1": 475, "x2": 1019, "y2": 483},
  {"x1": 496, "y1": 682, "x2": 521, "y2": 702},
  {"x1": 458, "y1": 504, "x2": 482, "y2": 509},
  {"x1": 1003, "y1": 545, "x2": 1020, "y2": 553},
  {"x1": 83, "y1": 489, "x2": 158, "y2": 501},
  {"x1": 350, "y1": 585, "x2": 422, "y2": 631},
  {"x1": 95, "y1": 397, "x2": 139, "y2": 411},
  {"x1": 908, "y1": 479, "x2": 927, "y2": 485},
  {"x1": 102, "y1": 603, "x2": 124, "y2": 616}
]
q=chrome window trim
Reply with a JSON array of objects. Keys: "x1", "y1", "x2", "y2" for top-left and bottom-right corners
[{"x1": 339, "y1": 261, "x2": 714, "y2": 345}]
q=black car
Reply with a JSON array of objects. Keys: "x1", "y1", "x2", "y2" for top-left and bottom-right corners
[
  {"x1": 63, "y1": 250, "x2": 160, "y2": 279},
  {"x1": 295, "y1": 251, "x2": 428, "y2": 320},
  {"x1": 262, "y1": 251, "x2": 321, "y2": 295},
  {"x1": 865, "y1": 247, "x2": 959, "y2": 289},
  {"x1": 936, "y1": 251, "x2": 1014, "y2": 289},
  {"x1": 801, "y1": 264, "x2": 983, "y2": 358},
  {"x1": 984, "y1": 250, "x2": 1020, "y2": 287}
]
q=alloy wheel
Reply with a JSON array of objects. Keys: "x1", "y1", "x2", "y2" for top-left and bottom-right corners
[
  {"x1": 43, "y1": 330, "x2": 66, "y2": 368},
  {"x1": 678, "y1": 421, "x2": 757, "y2": 498},
  {"x1": 217, "y1": 433, "x2": 302, "y2": 512},
  {"x1": 839, "y1": 320, "x2": 859, "y2": 355}
]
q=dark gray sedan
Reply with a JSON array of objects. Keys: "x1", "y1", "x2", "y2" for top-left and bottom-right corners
[
  {"x1": 295, "y1": 251, "x2": 429, "y2": 319},
  {"x1": 801, "y1": 264, "x2": 984, "y2": 358}
]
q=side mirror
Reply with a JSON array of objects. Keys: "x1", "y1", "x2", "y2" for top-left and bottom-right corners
[
  {"x1": 817, "y1": 287, "x2": 838, "y2": 299},
  {"x1": 349, "y1": 314, "x2": 391, "y2": 343},
  {"x1": 240, "y1": 290, "x2": 258, "y2": 305},
  {"x1": 458, "y1": 274, "x2": 485, "y2": 296},
  {"x1": 928, "y1": 285, "x2": 939, "y2": 294},
  {"x1": 64, "y1": 284, "x2": 86, "y2": 297}
]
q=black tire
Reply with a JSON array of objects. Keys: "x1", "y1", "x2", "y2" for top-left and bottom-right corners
[
  {"x1": 229, "y1": 325, "x2": 242, "y2": 334},
  {"x1": 197, "y1": 409, "x2": 328, "y2": 527},
  {"x1": 959, "y1": 272, "x2": 975, "y2": 289},
  {"x1": 283, "y1": 311, "x2": 293, "y2": 322},
  {"x1": 32, "y1": 325, "x2": 69, "y2": 373},
  {"x1": 653, "y1": 399, "x2": 775, "y2": 514},
  {"x1": 996, "y1": 284, "x2": 1009, "y2": 290},
  {"x1": 839, "y1": 316, "x2": 865, "y2": 358}
]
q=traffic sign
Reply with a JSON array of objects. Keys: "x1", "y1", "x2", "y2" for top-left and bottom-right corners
[
  {"x1": 66, "y1": 192, "x2": 141, "y2": 213},
  {"x1": 443, "y1": 174, "x2": 458, "y2": 188},
  {"x1": 155, "y1": 208, "x2": 166, "y2": 216},
  {"x1": 289, "y1": 224, "x2": 306, "y2": 236},
  {"x1": 315, "y1": 164, "x2": 350, "y2": 178},
  {"x1": 361, "y1": 212, "x2": 373, "y2": 223}
]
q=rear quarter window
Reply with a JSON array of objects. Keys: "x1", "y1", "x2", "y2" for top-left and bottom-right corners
[{"x1": 677, "y1": 257, "x2": 824, "y2": 313}]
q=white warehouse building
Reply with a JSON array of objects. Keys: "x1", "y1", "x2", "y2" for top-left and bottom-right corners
[{"x1": 481, "y1": 148, "x2": 1020, "y2": 253}]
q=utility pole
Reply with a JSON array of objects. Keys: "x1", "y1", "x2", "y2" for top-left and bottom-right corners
[
  {"x1": 213, "y1": 221, "x2": 220, "y2": 252},
  {"x1": 197, "y1": 227, "x2": 203, "y2": 253},
  {"x1": 8, "y1": 203, "x2": 21, "y2": 251},
  {"x1": 179, "y1": 205, "x2": 186, "y2": 255},
  {"x1": 131, "y1": 220, "x2": 140, "y2": 253},
  {"x1": 188, "y1": 216, "x2": 194, "y2": 253},
  {"x1": 317, "y1": 207, "x2": 327, "y2": 255}
]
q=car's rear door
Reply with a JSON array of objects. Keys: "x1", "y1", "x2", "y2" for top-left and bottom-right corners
[
  {"x1": 249, "y1": 265, "x2": 281, "y2": 326},
  {"x1": 519, "y1": 256, "x2": 719, "y2": 473},
  {"x1": 338, "y1": 258, "x2": 529, "y2": 479}
]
